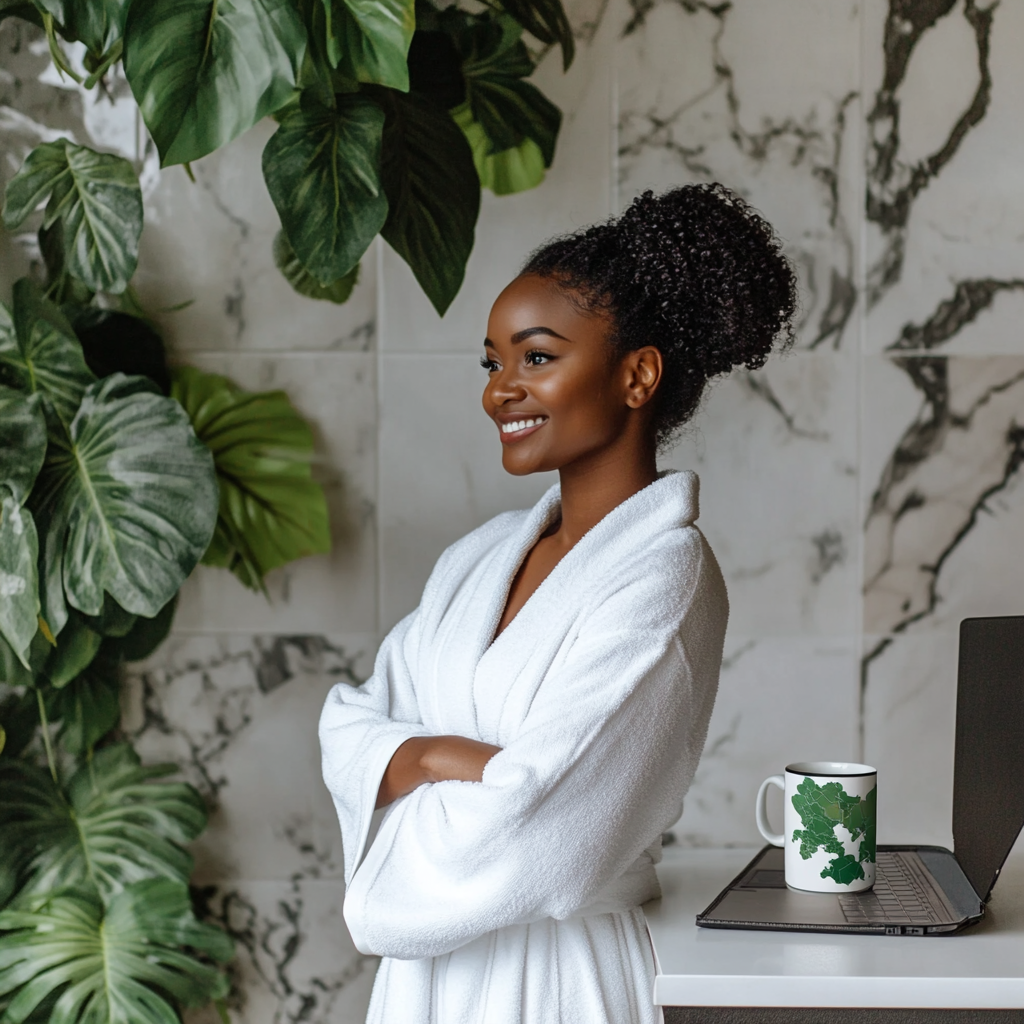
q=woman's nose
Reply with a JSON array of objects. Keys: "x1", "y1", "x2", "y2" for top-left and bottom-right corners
[{"x1": 486, "y1": 368, "x2": 527, "y2": 405}]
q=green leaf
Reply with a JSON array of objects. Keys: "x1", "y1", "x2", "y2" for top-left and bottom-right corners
[
  {"x1": 498, "y1": 0, "x2": 574, "y2": 70},
  {"x1": 58, "y1": 0, "x2": 129, "y2": 58},
  {"x1": 41, "y1": 611, "x2": 101, "y2": 688},
  {"x1": 0, "y1": 687, "x2": 38, "y2": 759},
  {"x1": 374, "y1": 86, "x2": 480, "y2": 315},
  {"x1": 0, "y1": 2, "x2": 42, "y2": 27},
  {"x1": 263, "y1": 91, "x2": 387, "y2": 287},
  {"x1": 0, "y1": 495, "x2": 39, "y2": 671},
  {"x1": 321, "y1": 0, "x2": 415, "y2": 89},
  {"x1": 50, "y1": 643, "x2": 121, "y2": 753},
  {"x1": 123, "y1": 0, "x2": 307, "y2": 167},
  {"x1": 80, "y1": 592, "x2": 137, "y2": 638},
  {"x1": 38, "y1": 221, "x2": 96, "y2": 307},
  {"x1": 451, "y1": 101, "x2": 546, "y2": 195},
  {"x1": 171, "y1": 366, "x2": 331, "y2": 591},
  {"x1": 28, "y1": 374, "x2": 218, "y2": 638},
  {"x1": 0, "y1": 280, "x2": 95, "y2": 428},
  {"x1": 447, "y1": 11, "x2": 561, "y2": 166},
  {"x1": 110, "y1": 595, "x2": 176, "y2": 663},
  {"x1": 0, "y1": 743, "x2": 207, "y2": 901},
  {"x1": 2, "y1": 140, "x2": 143, "y2": 293},
  {"x1": 272, "y1": 229, "x2": 360, "y2": 303},
  {"x1": 0, "y1": 387, "x2": 46, "y2": 503},
  {"x1": 0, "y1": 879, "x2": 231, "y2": 1023}
]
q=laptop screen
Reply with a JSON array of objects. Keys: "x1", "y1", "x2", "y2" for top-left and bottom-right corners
[{"x1": 953, "y1": 616, "x2": 1024, "y2": 901}]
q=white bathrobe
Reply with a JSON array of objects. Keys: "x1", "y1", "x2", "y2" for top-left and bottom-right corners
[{"x1": 320, "y1": 470, "x2": 728, "y2": 1024}]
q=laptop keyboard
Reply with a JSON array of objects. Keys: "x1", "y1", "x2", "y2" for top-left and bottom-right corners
[{"x1": 838, "y1": 851, "x2": 952, "y2": 927}]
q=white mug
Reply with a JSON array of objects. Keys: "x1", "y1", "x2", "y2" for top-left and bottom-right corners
[{"x1": 755, "y1": 761, "x2": 877, "y2": 893}]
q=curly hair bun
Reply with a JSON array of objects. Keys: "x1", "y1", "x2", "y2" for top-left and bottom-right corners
[{"x1": 523, "y1": 183, "x2": 798, "y2": 446}]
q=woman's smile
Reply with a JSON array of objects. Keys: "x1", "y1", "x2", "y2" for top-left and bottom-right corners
[{"x1": 497, "y1": 415, "x2": 548, "y2": 443}]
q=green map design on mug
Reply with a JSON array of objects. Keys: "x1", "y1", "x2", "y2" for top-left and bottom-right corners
[{"x1": 791, "y1": 778, "x2": 877, "y2": 885}]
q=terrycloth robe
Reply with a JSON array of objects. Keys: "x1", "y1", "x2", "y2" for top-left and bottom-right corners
[{"x1": 320, "y1": 470, "x2": 728, "y2": 1024}]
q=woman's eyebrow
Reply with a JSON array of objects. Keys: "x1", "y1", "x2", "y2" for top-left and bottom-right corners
[{"x1": 483, "y1": 327, "x2": 571, "y2": 348}]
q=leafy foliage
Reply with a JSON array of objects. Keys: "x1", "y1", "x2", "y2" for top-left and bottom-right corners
[
  {"x1": 322, "y1": 0, "x2": 416, "y2": 89},
  {"x1": 0, "y1": 495, "x2": 39, "y2": 670},
  {"x1": 0, "y1": 880, "x2": 232, "y2": 1024},
  {"x1": 2, "y1": 139, "x2": 142, "y2": 294},
  {"x1": 29, "y1": 373, "x2": 218, "y2": 637},
  {"x1": 123, "y1": 0, "x2": 307, "y2": 167},
  {"x1": 273, "y1": 230, "x2": 360, "y2": 303},
  {"x1": 171, "y1": 366, "x2": 330, "y2": 591},
  {"x1": 376, "y1": 86, "x2": 481, "y2": 314},
  {"x1": 2, "y1": 0, "x2": 572, "y2": 313},
  {"x1": 263, "y1": 92, "x2": 388, "y2": 286},
  {"x1": 0, "y1": 743, "x2": 206, "y2": 903},
  {"x1": 0, "y1": 280, "x2": 95, "y2": 428}
]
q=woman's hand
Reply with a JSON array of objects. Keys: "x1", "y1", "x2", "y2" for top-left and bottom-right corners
[{"x1": 376, "y1": 735, "x2": 502, "y2": 809}]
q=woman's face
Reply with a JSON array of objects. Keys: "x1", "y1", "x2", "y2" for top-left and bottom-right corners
[{"x1": 482, "y1": 274, "x2": 658, "y2": 477}]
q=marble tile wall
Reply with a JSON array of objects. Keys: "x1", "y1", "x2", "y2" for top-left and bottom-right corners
[{"x1": 3, "y1": 1, "x2": 1023, "y2": 1019}]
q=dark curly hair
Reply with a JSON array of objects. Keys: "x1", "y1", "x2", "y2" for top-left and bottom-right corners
[{"x1": 522, "y1": 183, "x2": 798, "y2": 448}]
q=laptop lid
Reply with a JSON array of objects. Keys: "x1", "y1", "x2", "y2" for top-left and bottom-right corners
[{"x1": 952, "y1": 615, "x2": 1024, "y2": 902}]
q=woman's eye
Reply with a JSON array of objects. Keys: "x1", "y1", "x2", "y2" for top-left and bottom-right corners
[
  {"x1": 525, "y1": 350, "x2": 552, "y2": 366},
  {"x1": 479, "y1": 356, "x2": 499, "y2": 372}
]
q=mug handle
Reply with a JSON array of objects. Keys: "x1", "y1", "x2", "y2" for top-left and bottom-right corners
[{"x1": 755, "y1": 775, "x2": 786, "y2": 846}]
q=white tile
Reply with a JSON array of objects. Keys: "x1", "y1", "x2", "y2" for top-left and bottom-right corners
[
  {"x1": 379, "y1": 6, "x2": 613, "y2": 353},
  {"x1": 123, "y1": 633, "x2": 377, "y2": 883},
  {"x1": 191, "y1": 880, "x2": 376, "y2": 1024},
  {"x1": 616, "y1": 0, "x2": 863, "y2": 352},
  {"x1": 378, "y1": 354, "x2": 557, "y2": 628},
  {"x1": 173, "y1": 353, "x2": 378, "y2": 635},
  {"x1": 862, "y1": 355, "x2": 1024, "y2": 636},
  {"x1": 863, "y1": 0, "x2": 1024, "y2": 351},
  {"x1": 862, "y1": 630, "x2": 960, "y2": 849},
  {"x1": 675, "y1": 635, "x2": 860, "y2": 848},
  {"x1": 663, "y1": 350, "x2": 860, "y2": 637},
  {"x1": 136, "y1": 120, "x2": 378, "y2": 354}
]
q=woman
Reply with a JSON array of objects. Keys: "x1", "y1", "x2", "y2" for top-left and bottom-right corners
[{"x1": 320, "y1": 184, "x2": 797, "y2": 1023}]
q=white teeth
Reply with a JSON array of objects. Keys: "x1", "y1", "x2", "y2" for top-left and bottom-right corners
[{"x1": 501, "y1": 417, "x2": 545, "y2": 434}]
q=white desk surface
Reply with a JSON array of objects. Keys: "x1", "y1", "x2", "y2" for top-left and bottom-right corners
[{"x1": 644, "y1": 846, "x2": 1024, "y2": 1009}]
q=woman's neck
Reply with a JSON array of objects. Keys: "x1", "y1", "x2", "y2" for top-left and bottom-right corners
[{"x1": 553, "y1": 439, "x2": 658, "y2": 549}]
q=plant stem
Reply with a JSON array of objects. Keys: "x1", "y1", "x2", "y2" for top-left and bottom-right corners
[
  {"x1": 35, "y1": 688, "x2": 58, "y2": 784},
  {"x1": 83, "y1": 39, "x2": 123, "y2": 90},
  {"x1": 42, "y1": 13, "x2": 83, "y2": 84}
]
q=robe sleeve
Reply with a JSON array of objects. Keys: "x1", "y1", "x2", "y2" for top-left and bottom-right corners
[
  {"x1": 343, "y1": 533, "x2": 727, "y2": 960},
  {"x1": 319, "y1": 609, "x2": 433, "y2": 889}
]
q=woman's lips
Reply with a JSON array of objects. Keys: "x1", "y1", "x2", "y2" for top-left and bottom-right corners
[{"x1": 497, "y1": 416, "x2": 548, "y2": 445}]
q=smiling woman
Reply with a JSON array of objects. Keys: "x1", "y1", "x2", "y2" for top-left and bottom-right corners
[{"x1": 320, "y1": 183, "x2": 797, "y2": 1024}]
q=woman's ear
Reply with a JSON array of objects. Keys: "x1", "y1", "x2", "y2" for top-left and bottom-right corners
[{"x1": 623, "y1": 346, "x2": 663, "y2": 409}]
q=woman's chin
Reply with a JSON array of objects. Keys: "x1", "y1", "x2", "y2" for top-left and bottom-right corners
[{"x1": 501, "y1": 449, "x2": 550, "y2": 476}]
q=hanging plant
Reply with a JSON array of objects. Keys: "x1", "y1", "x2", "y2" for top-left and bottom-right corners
[{"x1": 1, "y1": 0, "x2": 575, "y2": 314}]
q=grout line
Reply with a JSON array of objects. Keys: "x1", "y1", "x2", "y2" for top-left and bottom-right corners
[{"x1": 375, "y1": 235, "x2": 386, "y2": 636}]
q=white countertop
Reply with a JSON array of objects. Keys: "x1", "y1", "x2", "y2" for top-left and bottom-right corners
[{"x1": 644, "y1": 846, "x2": 1024, "y2": 1008}]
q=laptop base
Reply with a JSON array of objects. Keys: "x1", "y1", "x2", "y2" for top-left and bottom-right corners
[{"x1": 697, "y1": 845, "x2": 984, "y2": 936}]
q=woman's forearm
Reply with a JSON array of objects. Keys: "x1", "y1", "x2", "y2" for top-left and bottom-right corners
[{"x1": 376, "y1": 735, "x2": 502, "y2": 809}]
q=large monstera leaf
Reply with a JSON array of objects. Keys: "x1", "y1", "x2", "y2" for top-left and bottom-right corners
[
  {"x1": 0, "y1": 743, "x2": 207, "y2": 902},
  {"x1": 0, "y1": 880, "x2": 232, "y2": 1024},
  {"x1": 28, "y1": 374, "x2": 218, "y2": 638},
  {"x1": 0, "y1": 493, "x2": 39, "y2": 672},
  {"x1": 320, "y1": 0, "x2": 415, "y2": 89},
  {"x1": 0, "y1": 280, "x2": 95, "y2": 428},
  {"x1": 263, "y1": 92, "x2": 387, "y2": 287},
  {"x1": 2, "y1": 140, "x2": 142, "y2": 294},
  {"x1": 123, "y1": 0, "x2": 307, "y2": 167},
  {"x1": 374, "y1": 87, "x2": 480, "y2": 315},
  {"x1": 171, "y1": 366, "x2": 330, "y2": 591},
  {"x1": 0, "y1": 388, "x2": 45, "y2": 502}
]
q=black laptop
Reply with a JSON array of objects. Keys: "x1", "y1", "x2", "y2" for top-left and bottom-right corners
[{"x1": 697, "y1": 615, "x2": 1024, "y2": 936}]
